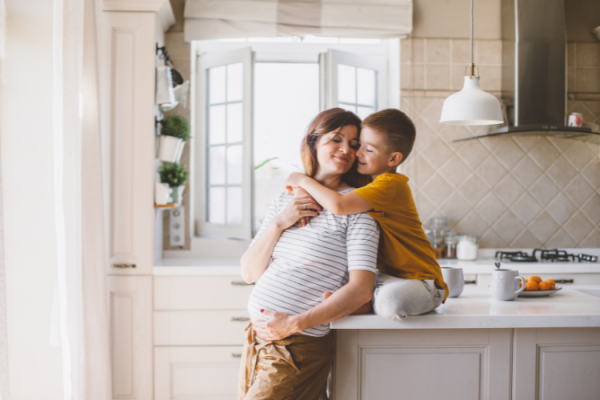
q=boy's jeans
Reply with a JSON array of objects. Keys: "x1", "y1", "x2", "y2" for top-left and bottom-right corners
[{"x1": 373, "y1": 272, "x2": 445, "y2": 321}]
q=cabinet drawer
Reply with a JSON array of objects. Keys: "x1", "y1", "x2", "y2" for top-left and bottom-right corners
[
  {"x1": 154, "y1": 310, "x2": 251, "y2": 345},
  {"x1": 155, "y1": 346, "x2": 242, "y2": 400},
  {"x1": 154, "y1": 276, "x2": 254, "y2": 310}
]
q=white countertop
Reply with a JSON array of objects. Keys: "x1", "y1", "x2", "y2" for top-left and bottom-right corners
[
  {"x1": 438, "y1": 258, "x2": 600, "y2": 274},
  {"x1": 330, "y1": 286, "x2": 600, "y2": 330},
  {"x1": 153, "y1": 257, "x2": 600, "y2": 276}
]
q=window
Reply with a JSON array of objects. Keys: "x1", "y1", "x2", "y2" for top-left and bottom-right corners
[{"x1": 192, "y1": 39, "x2": 397, "y2": 239}]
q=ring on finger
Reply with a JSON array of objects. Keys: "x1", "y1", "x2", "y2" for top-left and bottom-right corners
[{"x1": 303, "y1": 204, "x2": 307, "y2": 210}]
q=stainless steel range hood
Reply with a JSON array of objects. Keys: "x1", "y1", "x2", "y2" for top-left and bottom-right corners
[{"x1": 454, "y1": 0, "x2": 600, "y2": 144}]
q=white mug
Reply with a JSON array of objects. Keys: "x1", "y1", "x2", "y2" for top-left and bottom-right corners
[
  {"x1": 491, "y1": 269, "x2": 526, "y2": 301},
  {"x1": 441, "y1": 267, "x2": 464, "y2": 298}
]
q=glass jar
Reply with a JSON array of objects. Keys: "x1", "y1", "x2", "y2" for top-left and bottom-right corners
[
  {"x1": 429, "y1": 217, "x2": 448, "y2": 259},
  {"x1": 457, "y1": 235, "x2": 478, "y2": 261},
  {"x1": 445, "y1": 233, "x2": 459, "y2": 259}
]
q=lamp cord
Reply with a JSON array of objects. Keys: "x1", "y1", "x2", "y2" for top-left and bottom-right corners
[{"x1": 471, "y1": 0, "x2": 474, "y2": 65}]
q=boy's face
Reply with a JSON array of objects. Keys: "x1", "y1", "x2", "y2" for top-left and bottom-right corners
[{"x1": 356, "y1": 126, "x2": 401, "y2": 175}]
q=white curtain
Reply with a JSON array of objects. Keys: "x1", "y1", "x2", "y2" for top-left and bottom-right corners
[
  {"x1": 52, "y1": 0, "x2": 112, "y2": 399},
  {"x1": 184, "y1": 0, "x2": 413, "y2": 41},
  {"x1": 0, "y1": 85, "x2": 9, "y2": 400}
]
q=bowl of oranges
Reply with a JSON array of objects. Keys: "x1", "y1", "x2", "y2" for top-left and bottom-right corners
[{"x1": 518, "y1": 276, "x2": 562, "y2": 297}]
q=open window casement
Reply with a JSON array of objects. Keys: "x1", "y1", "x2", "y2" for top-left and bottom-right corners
[
  {"x1": 322, "y1": 49, "x2": 387, "y2": 117},
  {"x1": 194, "y1": 47, "x2": 254, "y2": 239}
]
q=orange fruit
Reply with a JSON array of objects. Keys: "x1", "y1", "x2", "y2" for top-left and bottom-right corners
[
  {"x1": 545, "y1": 279, "x2": 556, "y2": 289},
  {"x1": 528, "y1": 276, "x2": 542, "y2": 283},
  {"x1": 539, "y1": 281, "x2": 550, "y2": 290},
  {"x1": 525, "y1": 281, "x2": 540, "y2": 291}
]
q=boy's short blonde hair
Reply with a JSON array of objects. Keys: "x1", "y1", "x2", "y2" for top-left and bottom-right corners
[{"x1": 362, "y1": 109, "x2": 416, "y2": 164}]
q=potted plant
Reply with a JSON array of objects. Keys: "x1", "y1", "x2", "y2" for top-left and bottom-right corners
[
  {"x1": 159, "y1": 162, "x2": 189, "y2": 204},
  {"x1": 157, "y1": 115, "x2": 190, "y2": 163}
]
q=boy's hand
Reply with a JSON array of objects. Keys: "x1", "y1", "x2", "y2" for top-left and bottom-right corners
[{"x1": 285, "y1": 172, "x2": 307, "y2": 192}]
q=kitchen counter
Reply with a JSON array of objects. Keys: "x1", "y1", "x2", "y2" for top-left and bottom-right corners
[{"x1": 331, "y1": 285, "x2": 600, "y2": 330}]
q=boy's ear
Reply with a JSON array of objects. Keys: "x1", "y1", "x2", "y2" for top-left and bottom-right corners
[{"x1": 388, "y1": 152, "x2": 403, "y2": 167}]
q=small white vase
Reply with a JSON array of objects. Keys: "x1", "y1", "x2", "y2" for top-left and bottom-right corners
[
  {"x1": 155, "y1": 182, "x2": 172, "y2": 205},
  {"x1": 171, "y1": 185, "x2": 185, "y2": 204},
  {"x1": 158, "y1": 135, "x2": 184, "y2": 163}
]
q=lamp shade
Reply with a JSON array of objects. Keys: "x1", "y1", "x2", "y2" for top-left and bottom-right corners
[{"x1": 440, "y1": 76, "x2": 504, "y2": 125}]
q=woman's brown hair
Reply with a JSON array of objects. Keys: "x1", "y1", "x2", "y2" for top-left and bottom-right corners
[{"x1": 300, "y1": 108, "x2": 371, "y2": 188}]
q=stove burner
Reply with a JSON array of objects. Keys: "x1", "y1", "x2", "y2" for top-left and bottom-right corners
[
  {"x1": 578, "y1": 253, "x2": 598, "y2": 262},
  {"x1": 495, "y1": 251, "x2": 538, "y2": 262},
  {"x1": 494, "y1": 249, "x2": 598, "y2": 263}
]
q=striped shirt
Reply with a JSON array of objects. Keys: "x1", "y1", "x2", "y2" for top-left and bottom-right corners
[{"x1": 247, "y1": 188, "x2": 380, "y2": 337}]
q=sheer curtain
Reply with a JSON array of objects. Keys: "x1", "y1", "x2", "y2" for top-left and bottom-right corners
[
  {"x1": 52, "y1": 0, "x2": 112, "y2": 399},
  {"x1": 0, "y1": 97, "x2": 9, "y2": 400},
  {"x1": 0, "y1": 0, "x2": 7, "y2": 395}
]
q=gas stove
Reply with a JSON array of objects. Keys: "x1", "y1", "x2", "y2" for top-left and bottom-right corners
[{"x1": 495, "y1": 249, "x2": 598, "y2": 263}]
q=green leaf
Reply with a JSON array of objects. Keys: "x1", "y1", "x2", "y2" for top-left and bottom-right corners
[{"x1": 255, "y1": 157, "x2": 278, "y2": 170}]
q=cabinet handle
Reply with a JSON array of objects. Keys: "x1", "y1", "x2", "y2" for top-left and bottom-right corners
[
  {"x1": 231, "y1": 353, "x2": 242, "y2": 358},
  {"x1": 113, "y1": 264, "x2": 136, "y2": 269},
  {"x1": 554, "y1": 279, "x2": 574, "y2": 284},
  {"x1": 231, "y1": 281, "x2": 254, "y2": 286},
  {"x1": 231, "y1": 317, "x2": 250, "y2": 322},
  {"x1": 464, "y1": 280, "x2": 477, "y2": 285}
]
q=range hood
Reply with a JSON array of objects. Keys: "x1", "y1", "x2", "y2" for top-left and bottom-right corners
[{"x1": 455, "y1": 0, "x2": 600, "y2": 144}]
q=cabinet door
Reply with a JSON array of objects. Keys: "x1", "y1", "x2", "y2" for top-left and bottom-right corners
[
  {"x1": 108, "y1": 275, "x2": 153, "y2": 400},
  {"x1": 513, "y1": 328, "x2": 600, "y2": 400},
  {"x1": 334, "y1": 329, "x2": 512, "y2": 400},
  {"x1": 155, "y1": 347, "x2": 243, "y2": 400},
  {"x1": 106, "y1": 11, "x2": 156, "y2": 275}
]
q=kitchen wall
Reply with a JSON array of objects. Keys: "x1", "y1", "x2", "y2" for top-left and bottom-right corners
[
  {"x1": 400, "y1": 38, "x2": 600, "y2": 248},
  {"x1": 162, "y1": 0, "x2": 600, "y2": 249},
  {"x1": 163, "y1": 0, "x2": 192, "y2": 250}
]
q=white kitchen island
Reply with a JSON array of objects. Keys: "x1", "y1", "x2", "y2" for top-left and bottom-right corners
[{"x1": 330, "y1": 286, "x2": 600, "y2": 400}]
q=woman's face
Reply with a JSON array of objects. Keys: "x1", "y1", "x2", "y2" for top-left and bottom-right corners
[{"x1": 314, "y1": 125, "x2": 360, "y2": 176}]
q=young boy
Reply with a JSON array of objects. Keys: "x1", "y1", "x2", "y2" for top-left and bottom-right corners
[{"x1": 285, "y1": 109, "x2": 448, "y2": 320}]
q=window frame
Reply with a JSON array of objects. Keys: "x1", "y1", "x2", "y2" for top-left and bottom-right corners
[
  {"x1": 189, "y1": 39, "x2": 399, "y2": 243},
  {"x1": 193, "y1": 47, "x2": 255, "y2": 239}
]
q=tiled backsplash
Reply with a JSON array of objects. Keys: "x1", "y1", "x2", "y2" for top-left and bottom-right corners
[{"x1": 401, "y1": 38, "x2": 600, "y2": 248}]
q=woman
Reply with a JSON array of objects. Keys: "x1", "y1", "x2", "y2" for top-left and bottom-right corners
[{"x1": 238, "y1": 108, "x2": 380, "y2": 400}]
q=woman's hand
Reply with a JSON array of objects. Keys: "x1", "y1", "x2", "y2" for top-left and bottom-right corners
[
  {"x1": 284, "y1": 172, "x2": 307, "y2": 192},
  {"x1": 273, "y1": 187, "x2": 321, "y2": 230},
  {"x1": 252, "y1": 309, "x2": 299, "y2": 341}
]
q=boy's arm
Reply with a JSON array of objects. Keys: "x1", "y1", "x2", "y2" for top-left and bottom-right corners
[{"x1": 287, "y1": 174, "x2": 371, "y2": 215}]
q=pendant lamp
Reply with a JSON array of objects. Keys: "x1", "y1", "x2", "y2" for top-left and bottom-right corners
[{"x1": 439, "y1": 0, "x2": 503, "y2": 125}]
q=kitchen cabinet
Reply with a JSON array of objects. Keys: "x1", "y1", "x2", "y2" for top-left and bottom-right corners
[
  {"x1": 331, "y1": 287, "x2": 600, "y2": 400},
  {"x1": 512, "y1": 328, "x2": 600, "y2": 400},
  {"x1": 334, "y1": 329, "x2": 512, "y2": 400},
  {"x1": 102, "y1": 1, "x2": 175, "y2": 399},
  {"x1": 107, "y1": 275, "x2": 153, "y2": 400},
  {"x1": 155, "y1": 347, "x2": 242, "y2": 400},
  {"x1": 153, "y1": 274, "x2": 253, "y2": 399}
]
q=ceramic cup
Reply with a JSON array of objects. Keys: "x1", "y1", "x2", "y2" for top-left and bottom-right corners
[
  {"x1": 491, "y1": 269, "x2": 526, "y2": 301},
  {"x1": 441, "y1": 267, "x2": 464, "y2": 298}
]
